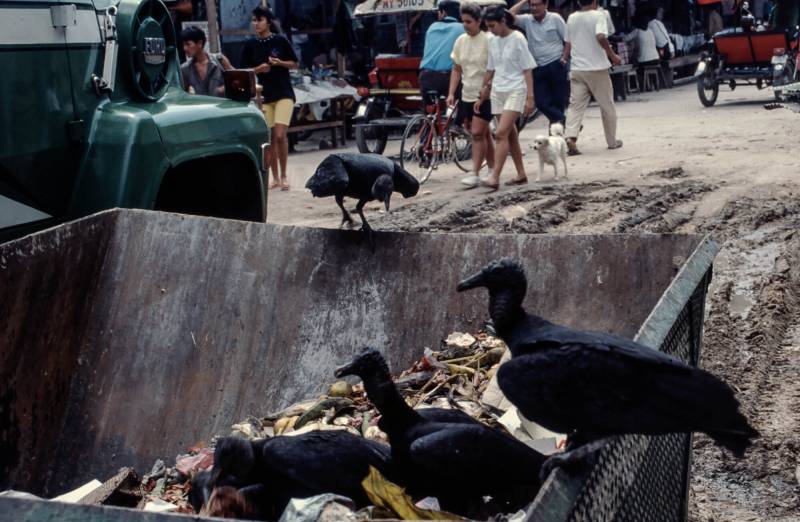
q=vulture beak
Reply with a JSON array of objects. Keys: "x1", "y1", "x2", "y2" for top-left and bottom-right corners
[
  {"x1": 457, "y1": 270, "x2": 486, "y2": 292},
  {"x1": 384, "y1": 196, "x2": 391, "y2": 212},
  {"x1": 334, "y1": 361, "x2": 356, "y2": 379}
]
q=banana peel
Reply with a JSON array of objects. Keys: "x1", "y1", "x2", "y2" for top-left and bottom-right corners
[{"x1": 360, "y1": 466, "x2": 465, "y2": 521}]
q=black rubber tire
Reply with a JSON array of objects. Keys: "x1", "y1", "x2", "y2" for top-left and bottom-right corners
[
  {"x1": 355, "y1": 125, "x2": 388, "y2": 154},
  {"x1": 400, "y1": 114, "x2": 436, "y2": 184},
  {"x1": 697, "y1": 75, "x2": 719, "y2": 107},
  {"x1": 773, "y1": 58, "x2": 795, "y2": 101},
  {"x1": 448, "y1": 127, "x2": 473, "y2": 173},
  {"x1": 516, "y1": 108, "x2": 541, "y2": 131}
]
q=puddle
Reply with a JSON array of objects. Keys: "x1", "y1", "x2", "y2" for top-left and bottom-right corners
[{"x1": 729, "y1": 292, "x2": 754, "y2": 317}]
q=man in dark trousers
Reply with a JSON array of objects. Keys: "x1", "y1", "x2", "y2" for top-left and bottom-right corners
[{"x1": 511, "y1": 0, "x2": 569, "y2": 125}]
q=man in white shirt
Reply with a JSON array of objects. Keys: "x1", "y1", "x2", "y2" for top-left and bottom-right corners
[
  {"x1": 561, "y1": 0, "x2": 623, "y2": 155},
  {"x1": 511, "y1": 0, "x2": 568, "y2": 124},
  {"x1": 648, "y1": 11, "x2": 675, "y2": 87},
  {"x1": 649, "y1": 15, "x2": 675, "y2": 57}
]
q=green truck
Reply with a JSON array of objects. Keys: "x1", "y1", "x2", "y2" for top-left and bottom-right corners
[{"x1": 0, "y1": 0, "x2": 268, "y2": 242}]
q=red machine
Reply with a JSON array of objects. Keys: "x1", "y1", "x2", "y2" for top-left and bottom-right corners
[
  {"x1": 354, "y1": 54, "x2": 426, "y2": 154},
  {"x1": 351, "y1": 0, "x2": 436, "y2": 154},
  {"x1": 696, "y1": 3, "x2": 799, "y2": 106}
]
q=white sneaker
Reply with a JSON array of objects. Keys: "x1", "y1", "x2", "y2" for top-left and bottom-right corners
[
  {"x1": 461, "y1": 175, "x2": 480, "y2": 187},
  {"x1": 480, "y1": 169, "x2": 493, "y2": 182}
]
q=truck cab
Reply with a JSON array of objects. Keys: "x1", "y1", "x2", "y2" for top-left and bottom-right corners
[{"x1": 0, "y1": 0, "x2": 268, "y2": 242}]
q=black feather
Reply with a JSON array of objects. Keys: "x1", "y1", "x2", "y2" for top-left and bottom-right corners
[
  {"x1": 335, "y1": 347, "x2": 545, "y2": 516},
  {"x1": 458, "y1": 258, "x2": 759, "y2": 455}
]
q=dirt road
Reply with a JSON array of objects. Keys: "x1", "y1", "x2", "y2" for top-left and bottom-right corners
[{"x1": 269, "y1": 84, "x2": 800, "y2": 520}]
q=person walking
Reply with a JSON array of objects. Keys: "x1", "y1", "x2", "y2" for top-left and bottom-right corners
[
  {"x1": 448, "y1": 3, "x2": 496, "y2": 188},
  {"x1": 561, "y1": 0, "x2": 622, "y2": 155},
  {"x1": 510, "y1": 0, "x2": 568, "y2": 125},
  {"x1": 419, "y1": 0, "x2": 465, "y2": 99},
  {"x1": 241, "y1": 6, "x2": 299, "y2": 191},
  {"x1": 477, "y1": 6, "x2": 536, "y2": 190},
  {"x1": 180, "y1": 26, "x2": 232, "y2": 97}
]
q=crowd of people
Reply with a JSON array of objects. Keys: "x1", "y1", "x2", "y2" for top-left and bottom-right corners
[
  {"x1": 421, "y1": 0, "x2": 626, "y2": 190},
  {"x1": 179, "y1": 7, "x2": 297, "y2": 192},
  {"x1": 176, "y1": 0, "x2": 685, "y2": 195}
]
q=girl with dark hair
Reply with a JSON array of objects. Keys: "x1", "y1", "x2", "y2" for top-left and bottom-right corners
[
  {"x1": 476, "y1": 6, "x2": 536, "y2": 190},
  {"x1": 241, "y1": 6, "x2": 299, "y2": 191},
  {"x1": 448, "y1": 3, "x2": 496, "y2": 187}
]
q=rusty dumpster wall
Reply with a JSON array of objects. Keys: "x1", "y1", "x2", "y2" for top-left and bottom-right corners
[
  {"x1": 0, "y1": 212, "x2": 118, "y2": 497},
  {"x1": 0, "y1": 209, "x2": 702, "y2": 497}
]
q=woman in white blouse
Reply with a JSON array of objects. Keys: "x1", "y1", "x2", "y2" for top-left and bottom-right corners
[{"x1": 475, "y1": 6, "x2": 537, "y2": 190}]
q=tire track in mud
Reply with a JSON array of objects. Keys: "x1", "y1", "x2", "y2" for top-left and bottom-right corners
[
  {"x1": 375, "y1": 178, "x2": 715, "y2": 235},
  {"x1": 689, "y1": 196, "x2": 800, "y2": 521}
]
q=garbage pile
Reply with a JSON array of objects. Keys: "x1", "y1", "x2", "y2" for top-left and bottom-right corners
[{"x1": 50, "y1": 331, "x2": 562, "y2": 520}]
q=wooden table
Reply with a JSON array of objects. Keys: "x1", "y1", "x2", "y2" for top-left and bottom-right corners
[
  {"x1": 288, "y1": 96, "x2": 350, "y2": 150},
  {"x1": 610, "y1": 64, "x2": 634, "y2": 100}
]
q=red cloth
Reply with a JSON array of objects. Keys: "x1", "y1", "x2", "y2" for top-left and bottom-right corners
[{"x1": 175, "y1": 448, "x2": 214, "y2": 475}]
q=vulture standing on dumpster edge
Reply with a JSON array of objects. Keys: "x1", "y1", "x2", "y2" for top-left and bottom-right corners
[
  {"x1": 305, "y1": 153, "x2": 419, "y2": 246},
  {"x1": 456, "y1": 257, "x2": 759, "y2": 475},
  {"x1": 335, "y1": 347, "x2": 545, "y2": 517}
]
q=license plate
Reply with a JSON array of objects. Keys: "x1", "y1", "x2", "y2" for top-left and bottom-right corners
[
  {"x1": 772, "y1": 55, "x2": 788, "y2": 65},
  {"x1": 356, "y1": 103, "x2": 367, "y2": 118},
  {"x1": 694, "y1": 61, "x2": 707, "y2": 77}
]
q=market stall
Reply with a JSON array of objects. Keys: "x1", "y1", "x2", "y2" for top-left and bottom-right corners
[{"x1": 289, "y1": 75, "x2": 360, "y2": 148}]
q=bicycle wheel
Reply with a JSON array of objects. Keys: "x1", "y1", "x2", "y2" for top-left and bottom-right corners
[
  {"x1": 401, "y1": 114, "x2": 437, "y2": 184},
  {"x1": 448, "y1": 126, "x2": 473, "y2": 173}
]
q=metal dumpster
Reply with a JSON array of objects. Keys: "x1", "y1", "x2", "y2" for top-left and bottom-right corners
[{"x1": 0, "y1": 208, "x2": 718, "y2": 521}]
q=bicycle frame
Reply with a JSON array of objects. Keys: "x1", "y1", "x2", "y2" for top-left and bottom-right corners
[{"x1": 416, "y1": 98, "x2": 459, "y2": 158}]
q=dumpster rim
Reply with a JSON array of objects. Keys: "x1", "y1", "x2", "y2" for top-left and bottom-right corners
[{"x1": 525, "y1": 234, "x2": 720, "y2": 521}]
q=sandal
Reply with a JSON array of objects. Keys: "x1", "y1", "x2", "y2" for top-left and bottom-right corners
[
  {"x1": 480, "y1": 180, "x2": 499, "y2": 191},
  {"x1": 269, "y1": 181, "x2": 281, "y2": 190},
  {"x1": 607, "y1": 140, "x2": 623, "y2": 150},
  {"x1": 505, "y1": 177, "x2": 528, "y2": 186},
  {"x1": 566, "y1": 138, "x2": 581, "y2": 156},
  {"x1": 280, "y1": 182, "x2": 290, "y2": 191}
]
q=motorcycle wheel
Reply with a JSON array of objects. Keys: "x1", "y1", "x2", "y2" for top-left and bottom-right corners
[
  {"x1": 772, "y1": 57, "x2": 796, "y2": 101},
  {"x1": 355, "y1": 125, "x2": 388, "y2": 154},
  {"x1": 697, "y1": 75, "x2": 719, "y2": 107}
]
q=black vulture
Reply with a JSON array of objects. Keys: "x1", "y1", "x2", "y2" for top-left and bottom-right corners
[
  {"x1": 456, "y1": 258, "x2": 759, "y2": 467},
  {"x1": 335, "y1": 348, "x2": 545, "y2": 517},
  {"x1": 188, "y1": 470, "x2": 213, "y2": 513},
  {"x1": 305, "y1": 153, "x2": 419, "y2": 245},
  {"x1": 202, "y1": 431, "x2": 395, "y2": 518}
]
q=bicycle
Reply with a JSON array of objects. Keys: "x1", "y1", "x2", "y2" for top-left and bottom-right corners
[{"x1": 400, "y1": 90, "x2": 473, "y2": 184}]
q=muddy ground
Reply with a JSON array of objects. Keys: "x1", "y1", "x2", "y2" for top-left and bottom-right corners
[{"x1": 270, "y1": 84, "x2": 800, "y2": 520}]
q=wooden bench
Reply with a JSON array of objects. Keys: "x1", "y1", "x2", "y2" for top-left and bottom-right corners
[
  {"x1": 610, "y1": 64, "x2": 634, "y2": 100},
  {"x1": 288, "y1": 96, "x2": 349, "y2": 149},
  {"x1": 666, "y1": 53, "x2": 701, "y2": 86},
  {"x1": 610, "y1": 54, "x2": 700, "y2": 96},
  {"x1": 288, "y1": 119, "x2": 346, "y2": 147}
]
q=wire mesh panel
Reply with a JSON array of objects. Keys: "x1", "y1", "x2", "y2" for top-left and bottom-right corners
[{"x1": 565, "y1": 272, "x2": 711, "y2": 522}]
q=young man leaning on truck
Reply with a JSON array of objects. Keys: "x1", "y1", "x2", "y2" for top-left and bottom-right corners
[{"x1": 180, "y1": 26, "x2": 232, "y2": 97}]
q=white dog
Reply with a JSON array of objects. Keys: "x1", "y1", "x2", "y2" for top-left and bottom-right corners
[{"x1": 532, "y1": 123, "x2": 568, "y2": 181}]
